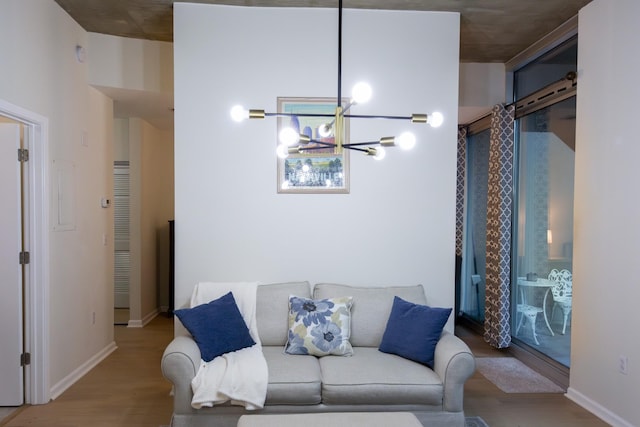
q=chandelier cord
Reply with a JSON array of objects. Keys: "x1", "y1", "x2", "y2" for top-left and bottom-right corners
[{"x1": 337, "y1": 0, "x2": 343, "y2": 108}]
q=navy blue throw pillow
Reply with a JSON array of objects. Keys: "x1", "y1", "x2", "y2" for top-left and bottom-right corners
[
  {"x1": 174, "y1": 291, "x2": 256, "y2": 362},
  {"x1": 378, "y1": 296, "x2": 452, "y2": 368}
]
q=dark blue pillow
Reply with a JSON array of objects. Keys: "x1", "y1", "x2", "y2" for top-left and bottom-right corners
[
  {"x1": 174, "y1": 292, "x2": 256, "y2": 362},
  {"x1": 378, "y1": 296, "x2": 452, "y2": 368}
]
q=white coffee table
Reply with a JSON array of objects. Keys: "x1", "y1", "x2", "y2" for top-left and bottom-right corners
[{"x1": 237, "y1": 412, "x2": 423, "y2": 427}]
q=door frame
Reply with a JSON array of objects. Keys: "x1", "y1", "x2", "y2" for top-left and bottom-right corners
[{"x1": 0, "y1": 98, "x2": 50, "y2": 404}]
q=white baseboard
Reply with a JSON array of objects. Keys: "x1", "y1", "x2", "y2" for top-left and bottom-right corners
[
  {"x1": 566, "y1": 387, "x2": 634, "y2": 427},
  {"x1": 127, "y1": 308, "x2": 159, "y2": 328},
  {"x1": 49, "y1": 341, "x2": 117, "y2": 400}
]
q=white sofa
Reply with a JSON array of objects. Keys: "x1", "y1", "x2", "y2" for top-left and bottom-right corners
[{"x1": 161, "y1": 282, "x2": 475, "y2": 427}]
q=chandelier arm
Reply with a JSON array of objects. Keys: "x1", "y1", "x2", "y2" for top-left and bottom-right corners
[
  {"x1": 307, "y1": 139, "x2": 337, "y2": 147},
  {"x1": 265, "y1": 112, "x2": 335, "y2": 118},
  {"x1": 300, "y1": 145, "x2": 368, "y2": 154},
  {"x1": 299, "y1": 147, "x2": 338, "y2": 151},
  {"x1": 343, "y1": 141, "x2": 380, "y2": 147},
  {"x1": 341, "y1": 100, "x2": 356, "y2": 115},
  {"x1": 345, "y1": 146, "x2": 368, "y2": 153},
  {"x1": 343, "y1": 114, "x2": 415, "y2": 120},
  {"x1": 299, "y1": 146, "x2": 337, "y2": 151}
]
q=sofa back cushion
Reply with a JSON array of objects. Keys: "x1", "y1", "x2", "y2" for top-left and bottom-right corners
[
  {"x1": 313, "y1": 283, "x2": 427, "y2": 347},
  {"x1": 257, "y1": 281, "x2": 311, "y2": 346}
]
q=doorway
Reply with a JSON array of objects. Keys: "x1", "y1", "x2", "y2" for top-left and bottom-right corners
[
  {"x1": 0, "y1": 99, "x2": 51, "y2": 405},
  {"x1": 0, "y1": 118, "x2": 25, "y2": 407}
]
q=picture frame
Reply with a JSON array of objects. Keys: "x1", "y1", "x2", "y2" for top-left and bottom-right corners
[{"x1": 277, "y1": 97, "x2": 350, "y2": 194}]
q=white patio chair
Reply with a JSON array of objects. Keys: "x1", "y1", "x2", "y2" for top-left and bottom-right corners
[
  {"x1": 515, "y1": 277, "x2": 542, "y2": 345},
  {"x1": 516, "y1": 304, "x2": 543, "y2": 345},
  {"x1": 547, "y1": 269, "x2": 573, "y2": 334}
]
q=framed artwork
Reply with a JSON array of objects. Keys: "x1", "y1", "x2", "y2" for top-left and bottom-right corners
[{"x1": 277, "y1": 97, "x2": 350, "y2": 194}]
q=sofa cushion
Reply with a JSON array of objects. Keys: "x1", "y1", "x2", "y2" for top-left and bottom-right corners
[
  {"x1": 173, "y1": 292, "x2": 255, "y2": 362},
  {"x1": 257, "y1": 282, "x2": 311, "y2": 346},
  {"x1": 318, "y1": 347, "x2": 444, "y2": 405},
  {"x1": 379, "y1": 296, "x2": 452, "y2": 368},
  {"x1": 313, "y1": 283, "x2": 427, "y2": 347},
  {"x1": 262, "y1": 346, "x2": 322, "y2": 405},
  {"x1": 285, "y1": 296, "x2": 353, "y2": 357}
]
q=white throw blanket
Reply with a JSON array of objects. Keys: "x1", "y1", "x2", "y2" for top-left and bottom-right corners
[{"x1": 189, "y1": 281, "x2": 268, "y2": 410}]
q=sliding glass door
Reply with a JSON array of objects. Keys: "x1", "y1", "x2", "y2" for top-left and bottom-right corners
[
  {"x1": 512, "y1": 97, "x2": 575, "y2": 366},
  {"x1": 458, "y1": 37, "x2": 577, "y2": 373},
  {"x1": 459, "y1": 129, "x2": 491, "y2": 323}
]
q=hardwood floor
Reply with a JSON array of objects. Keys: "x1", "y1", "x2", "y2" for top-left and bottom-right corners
[
  {"x1": 1, "y1": 315, "x2": 609, "y2": 427},
  {"x1": 1, "y1": 315, "x2": 174, "y2": 427},
  {"x1": 458, "y1": 326, "x2": 609, "y2": 427}
]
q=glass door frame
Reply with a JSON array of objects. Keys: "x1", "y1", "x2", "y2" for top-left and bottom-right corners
[{"x1": 508, "y1": 80, "x2": 576, "y2": 387}]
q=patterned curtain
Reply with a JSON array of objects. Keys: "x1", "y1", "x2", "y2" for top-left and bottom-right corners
[
  {"x1": 455, "y1": 127, "x2": 467, "y2": 259},
  {"x1": 454, "y1": 127, "x2": 467, "y2": 303},
  {"x1": 483, "y1": 104, "x2": 515, "y2": 348}
]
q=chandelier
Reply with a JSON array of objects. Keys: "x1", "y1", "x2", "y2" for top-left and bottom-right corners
[{"x1": 230, "y1": 0, "x2": 443, "y2": 161}]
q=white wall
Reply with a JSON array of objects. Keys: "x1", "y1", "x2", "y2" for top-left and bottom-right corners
[
  {"x1": 0, "y1": 0, "x2": 114, "y2": 399},
  {"x1": 143, "y1": 121, "x2": 175, "y2": 314},
  {"x1": 110, "y1": 120, "x2": 174, "y2": 323},
  {"x1": 174, "y1": 4, "x2": 460, "y2": 324},
  {"x1": 568, "y1": 1, "x2": 640, "y2": 426},
  {"x1": 114, "y1": 119, "x2": 130, "y2": 161},
  {"x1": 128, "y1": 118, "x2": 174, "y2": 325},
  {"x1": 88, "y1": 33, "x2": 174, "y2": 132},
  {"x1": 98, "y1": 32, "x2": 176, "y2": 324},
  {"x1": 458, "y1": 63, "x2": 506, "y2": 124},
  {"x1": 88, "y1": 33, "x2": 173, "y2": 94}
]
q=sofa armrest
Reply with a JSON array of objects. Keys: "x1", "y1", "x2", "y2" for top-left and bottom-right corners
[
  {"x1": 161, "y1": 335, "x2": 201, "y2": 414},
  {"x1": 433, "y1": 331, "x2": 475, "y2": 412}
]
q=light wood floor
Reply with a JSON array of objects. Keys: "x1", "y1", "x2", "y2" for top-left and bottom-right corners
[
  {"x1": 0, "y1": 315, "x2": 609, "y2": 427},
  {"x1": 458, "y1": 327, "x2": 609, "y2": 427},
  {"x1": 1, "y1": 315, "x2": 174, "y2": 427}
]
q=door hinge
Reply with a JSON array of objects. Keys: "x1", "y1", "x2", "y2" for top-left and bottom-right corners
[
  {"x1": 19, "y1": 251, "x2": 30, "y2": 265},
  {"x1": 18, "y1": 148, "x2": 29, "y2": 162},
  {"x1": 20, "y1": 352, "x2": 31, "y2": 366}
]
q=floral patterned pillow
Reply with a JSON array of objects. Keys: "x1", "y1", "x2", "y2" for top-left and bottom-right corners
[{"x1": 284, "y1": 295, "x2": 353, "y2": 356}]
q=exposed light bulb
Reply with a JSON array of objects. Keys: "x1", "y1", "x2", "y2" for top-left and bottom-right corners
[
  {"x1": 282, "y1": 180, "x2": 290, "y2": 190},
  {"x1": 230, "y1": 105, "x2": 248, "y2": 122},
  {"x1": 318, "y1": 123, "x2": 333, "y2": 138},
  {"x1": 302, "y1": 164, "x2": 310, "y2": 173},
  {"x1": 351, "y1": 82, "x2": 372, "y2": 104},
  {"x1": 279, "y1": 127, "x2": 299, "y2": 146},
  {"x1": 428, "y1": 112, "x2": 444, "y2": 128},
  {"x1": 325, "y1": 179, "x2": 332, "y2": 187},
  {"x1": 373, "y1": 146, "x2": 386, "y2": 160},
  {"x1": 397, "y1": 132, "x2": 416, "y2": 150},
  {"x1": 276, "y1": 144, "x2": 290, "y2": 159}
]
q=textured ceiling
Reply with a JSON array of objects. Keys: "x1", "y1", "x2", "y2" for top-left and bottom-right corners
[
  {"x1": 54, "y1": 0, "x2": 592, "y2": 63},
  {"x1": 52, "y1": 0, "x2": 591, "y2": 129}
]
